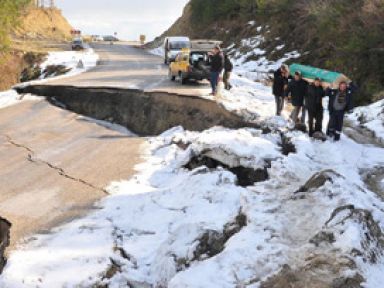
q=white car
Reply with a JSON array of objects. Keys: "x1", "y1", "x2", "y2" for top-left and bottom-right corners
[
  {"x1": 163, "y1": 36, "x2": 191, "y2": 64},
  {"x1": 93, "y1": 35, "x2": 104, "y2": 42}
]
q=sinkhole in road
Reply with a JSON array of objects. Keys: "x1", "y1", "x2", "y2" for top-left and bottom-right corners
[{"x1": 16, "y1": 85, "x2": 256, "y2": 136}]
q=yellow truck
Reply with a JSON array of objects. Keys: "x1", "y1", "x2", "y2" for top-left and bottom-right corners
[{"x1": 168, "y1": 40, "x2": 222, "y2": 85}]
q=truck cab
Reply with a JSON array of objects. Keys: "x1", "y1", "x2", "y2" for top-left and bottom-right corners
[{"x1": 163, "y1": 37, "x2": 191, "y2": 64}]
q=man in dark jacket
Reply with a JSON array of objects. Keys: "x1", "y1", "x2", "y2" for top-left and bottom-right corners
[
  {"x1": 273, "y1": 65, "x2": 289, "y2": 115},
  {"x1": 286, "y1": 71, "x2": 308, "y2": 123},
  {"x1": 305, "y1": 78, "x2": 325, "y2": 137},
  {"x1": 223, "y1": 54, "x2": 233, "y2": 90},
  {"x1": 209, "y1": 46, "x2": 224, "y2": 96},
  {"x1": 326, "y1": 81, "x2": 354, "y2": 141}
]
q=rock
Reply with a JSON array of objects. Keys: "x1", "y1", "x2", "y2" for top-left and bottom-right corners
[
  {"x1": 151, "y1": 212, "x2": 247, "y2": 287},
  {"x1": 361, "y1": 166, "x2": 384, "y2": 200},
  {"x1": 280, "y1": 133, "x2": 296, "y2": 155},
  {"x1": 194, "y1": 212, "x2": 247, "y2": 261},
  {"x1": 230, "y1": 166, "x2": 269, "y2": 187},
  {"x1": 332, "y1": 274, "x2": 365, "y2": 288},
  {"x1": 325, "y1": 205, "x2": 384, "y2": 263},
  {"x1": 193, "y1": 230, "x2": 226, "y2": 260},
  {"x1": 172, "y1": 140, "x2": 190, "y2": 150},
  {"x1": 184, "y1": 154, "x2": 269, "y2": 187},
  {"x1": 0, "y1": 217, "x2": 11, "y2": 274},
  {"x1": 296, "y1": 170, "x2": 341, "y2": 193},
  {"x1": 20, "y1": 66, "x2": 42, "y2": 82},
  {"x1": 103, "y1": 258, "x2": 121, "y2": 280},
  {"x1": 309, "y1": 231, "x2": 336, "y2": 247},
  {"x1": 260, "y1": 255, "x2": 364, "y2": 288},
  {"x1": 43, "y1": 65, "x2": 71, "y2": 77},
  {"x1": 224, "y1": 212, "x2": 247, "y2": 239}
]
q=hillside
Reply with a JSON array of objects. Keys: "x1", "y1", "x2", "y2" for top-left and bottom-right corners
[
  {"x1": 152, "y1": 0, "x2": 384, "y2": 105},
  {"x1": 0, "y1": 7, "x2": 72, "y2": 91},
  {"x1": 13, "y1": 7, "x2": 72, "y2": 41}
]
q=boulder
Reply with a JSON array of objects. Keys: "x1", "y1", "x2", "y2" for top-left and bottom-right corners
[
  {"x1": 184, "y1": 154, "x2": 269, "y2": 187},
  {"x1": 325, "y1": 205, "x2": 384, "y2": 263},
  {"x1": 260, "y1": 257, "x2": 364, "y2": 288},
  {"x1": 296, "y1": 170, "x2": 341, "y2": 193}
]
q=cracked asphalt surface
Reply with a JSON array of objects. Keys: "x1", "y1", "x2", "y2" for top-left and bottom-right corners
[
  {"x1": 0, "y1": 100, "x2": 144, "y2": 249},
  {"x1": 0, "y1": 42, "x2": 212, "y2": 249}
]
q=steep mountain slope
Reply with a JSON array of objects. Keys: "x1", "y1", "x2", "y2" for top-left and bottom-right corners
[{"x1": 152, "y1": 0, "x2": 384, "y2": 105}]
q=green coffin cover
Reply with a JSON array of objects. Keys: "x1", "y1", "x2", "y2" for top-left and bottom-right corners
[{"x1": 289, "y1": 63, "x2": 348, "y2": 85}]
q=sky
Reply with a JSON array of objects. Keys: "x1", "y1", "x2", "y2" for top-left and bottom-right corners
[{"x1": 55, "y1": 0, "x2": 189, "y2": 41}]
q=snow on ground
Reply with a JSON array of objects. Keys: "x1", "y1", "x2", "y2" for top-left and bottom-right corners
[
  {"x1": 348, "y1": 99, "x2": 384, "y2": 144},
  {"x1": 213, "y1": 74, "x2": 288, "y2": 124},
  {"x1": 1, "y1": 41, "x2": 383, "y2": 288},
  {"x1": 18, "y1": 48, "x2": 99, "y2": 87},
  {"x1": 0, "y1": 90, "x2": 40, "y2": 110},
  {"x1": 149, "y1": 46, "x2": 164, "y2": 57},
  {"x1": 226, "y1": 32, "x2": 301, "y2": 82},
  {"x1": 1, "y1": 113, "x2": 384, "y2": 286},
  {"x1": 232, "y1": 48, "x2": 300, "y2": 82},
  {"x1": 0, "y1": 48, "x2": 99, "y2": 109}
]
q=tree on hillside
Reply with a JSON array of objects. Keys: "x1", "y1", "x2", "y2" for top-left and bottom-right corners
[{"x1": 0, "y1": 0, "x2": 32, "y2": 51}]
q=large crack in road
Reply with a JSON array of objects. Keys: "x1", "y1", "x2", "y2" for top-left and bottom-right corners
[
  {"x1": 16, "y1": 85, "x2": 257, "y2": 136},
  {"x1": 3, "y1": 134, "x2": 108, "y2": 195}
]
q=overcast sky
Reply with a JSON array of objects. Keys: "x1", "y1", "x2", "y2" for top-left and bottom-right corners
[{"x1": 55, "y1": 0, "x2": 189, "y2": 41}]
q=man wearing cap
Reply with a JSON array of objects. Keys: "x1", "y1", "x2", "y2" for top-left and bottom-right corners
[
  {"x1": 209, "y1": 46, "x2": 224, "y2": 96},
  {"x1": 272, "y1": 64, "x2": 289, "y2": 116},
  {"x1": 286, "y1": 71, "x2": 308, "y2": 123},
  {"x1": 326, "y1": 81, "x2": 354, "y2": 141},
  {"x1": 305, "y1": 78, "x2": 325, "y2": 137}
]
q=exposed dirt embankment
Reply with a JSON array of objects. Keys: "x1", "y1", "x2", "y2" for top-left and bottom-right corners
[
  {"x1": 16, "y1": 85, "x2": 256, "y2": 135},
  {"x1": 0, "y1": 8, "x2": 72, "y2": 91},
  {"x1": 13, "y1": 8, "x2": 72, "y2": 41},
  {"x1": 0, "y1": 52, "x2": 24, "y2": 91}
]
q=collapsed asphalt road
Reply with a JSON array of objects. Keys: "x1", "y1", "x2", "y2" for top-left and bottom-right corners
[{"x1": 2, "y1": 42, "x2": 255, "y2": 255}]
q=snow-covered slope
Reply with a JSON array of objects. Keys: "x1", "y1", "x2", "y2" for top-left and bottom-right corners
[
  {"x1": 226, "y1": 27, "x2": 300, "y2": 82},
  {"x1": 347, "y1": 99, "x2": 384, "y2": 145}
]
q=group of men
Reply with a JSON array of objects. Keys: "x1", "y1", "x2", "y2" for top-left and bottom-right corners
[
  {"x1": 209, "y1": 46, "x2": 233, "y2": 96},
  {"x1": 273, "y1": 65, "x2": 354, "y2": 141}
]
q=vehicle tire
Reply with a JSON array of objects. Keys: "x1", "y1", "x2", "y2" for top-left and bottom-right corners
[
  {"x1": 181, "y1": 73, "x2": 188, "y2": 85},
  {"x1": 169, "y1": 69, "x2": 175, "y2": 81}
]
